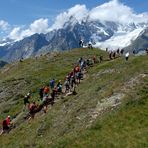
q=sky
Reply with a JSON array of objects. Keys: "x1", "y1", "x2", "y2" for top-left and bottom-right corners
[{"x1": 0, "y1": 0, "x2": 148, "y2": 41}]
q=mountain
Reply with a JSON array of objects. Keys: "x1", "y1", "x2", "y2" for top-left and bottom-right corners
[
  {"x1": 0, "y1": 20, "x2": 147, "y2": 62},
  {"x1": 124, "y1": 27, "x2": 148, "y2": 53},
  {"x1": 0, "y1": 1, "x2": 148, "y2": 61},
  {"x1": 1, "y1": 33, "x2": 49, "y2": 62},
  {"x1": 0, "y1": 48, "x2": 147, "y2": 147}
]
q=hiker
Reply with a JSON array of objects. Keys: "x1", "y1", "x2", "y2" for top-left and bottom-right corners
[
  {"x1": 57, "y1": 83, "x2": 62, "y2": 93},
  {"x1": 133, "y1": 49, "x2": 136, "y2": 55},
  {"x1": 80, "y1": 60, "x2": 85, "y2": 71},
  {"x1": 99, "y1": 55, "x2": 103, "y2": 63},
  {"x1": 1, "y1": 116, "x2": 11, "y2": 134},
  {"x1": 88, "y1": 41, "x2": 93, "y2": 49},
  {"x1": 29, "y1": 102, "x2": 37, "y2": 119},
  {"x1": 43, "y1": 86, "x2": 50, "y2": 96},
  {"x1": 74, "y1": 65, "x2": 80, "y2": 74},
  {"x1": 6, "y1": 115, "x2": 11, "y2": 126},
  {"x1": 64, "y1": 78, "x2": 70, "y2": 93},
  {"x1": 86, "y1": 59, "x2": 89, "y2": 66},
  {"x1": 79, "y1": 39, "x2": 84, "y2": 47},
  {"x1": 117, "y1": 48, "x2": 120, "y2": 55},
  {"x1": 39, "y1": 87, "x2": 44, "y2": 100},
  {"x1": 51, "y1": 87, "x2": 57, "y2": 104},
  {"x1": 1, "y1": 120, "x2": 9, "y2": 134},
  {"x1": 125, "y1": 52, "x2": 129, "y2": 61},
  {"x1": 76, "y1": 71, "x2": 82, "y2": 84},
  {"x1": 57, "y1": 80, "x2": 62, "y2": 93},
  {"x1": 113, "y1": 52, "x2": 116, "y2": 59},
  {"x1": 70, "y1": 75, "x2": 77, "y2": 89},
  {"x1": 24, "y1": 93, "x2": 31, "y2": 109},
  {"x1": 78, "y1": 57, "x2": 83, "y2": 65},
  {"x1": 42, "y1": 95, "x2": 49, "y2": 113},
  {"x1": 57, "y1": 80, "x2": 62, "y2": 88},
  {"x1": 50, "y1": 79, "x2": 55, "y2": 90}
]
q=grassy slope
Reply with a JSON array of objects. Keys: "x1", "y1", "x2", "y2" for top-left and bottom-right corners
[{"x1": 0, "y1": 48, "x2": 147, "y2": 148}]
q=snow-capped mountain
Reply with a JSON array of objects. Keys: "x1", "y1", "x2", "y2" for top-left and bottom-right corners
[
  {"x1": 0, "y1": 0, "x2": 148, "y2": 61},
  {"x1": 0, "y1": 19, "x2": 147, "y2": 62}
]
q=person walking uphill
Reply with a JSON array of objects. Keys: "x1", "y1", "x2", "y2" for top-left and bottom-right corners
[
  {"x1": 43, "y1": 85, "x2": 50, "y2": 96},
  {"x1": 39, "y1": 87, "x2": 44, "y2": 100},
  {"x1": 23, "y1": 93, "x2": 31, "y2": 110},
  {"x1": 50, "y1": 79, "x2": 55, "y2": 90},
  {"x1": 1, "y1": 115, "x2": 12, "y2": 135},
  {"x1": 125, "y1": 52, "x2": 129, "y2": 61}
]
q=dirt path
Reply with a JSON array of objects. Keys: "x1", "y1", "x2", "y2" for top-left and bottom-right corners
[{"x1": 88, "y1": 73, "x2": 147, "y2": 126}]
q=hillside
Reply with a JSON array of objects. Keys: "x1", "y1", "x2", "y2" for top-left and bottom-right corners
[{"x1": 0, "y1": 48, "x2": 147, "y2": 147}]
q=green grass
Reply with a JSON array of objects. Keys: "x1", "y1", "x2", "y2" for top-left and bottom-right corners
[
  {"x1": 52, "y1": 78, "x2": 148, "y2": 148},
  {"x1": 0, "y1": 48, "x2": 147, "y2": 147}
]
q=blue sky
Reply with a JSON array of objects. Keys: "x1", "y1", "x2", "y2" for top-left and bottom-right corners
[
  {"x1": 0, "y1": 0, "x2": 148, "y2": 41},
  {"x1": 0, "y1": 0, "x2": 148, "y2": 25}
]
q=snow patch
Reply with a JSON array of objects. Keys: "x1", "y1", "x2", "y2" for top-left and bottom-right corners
[{"x1": 94, "y1": 27, "x2": 144, "y2": 49}]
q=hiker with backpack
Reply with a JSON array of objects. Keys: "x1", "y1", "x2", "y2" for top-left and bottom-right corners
[
  {"x1": 57, "y1": 80, "x2": 63, "y2": 94},
  {"x1": 1, "y1": 115, "x2": 12, "y2": 135},
  {"x1": 43, "y1": 85, "x2": 50, "y2": 96},
  {"x1": 28, "y1": 102, "x2": 38, "y2": 119}
]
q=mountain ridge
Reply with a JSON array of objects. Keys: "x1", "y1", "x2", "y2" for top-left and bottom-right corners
[{"x1": 0, "y1": 20, "x2": 147, "y2": 62}]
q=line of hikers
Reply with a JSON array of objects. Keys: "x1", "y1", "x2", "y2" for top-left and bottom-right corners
[
  {"x1": 1, "y1": 56, "x2": 95, "y2": 134},
  {"x1": 106, "y1": 48, "x2": 130, "y2": 61},
  {"x1": 1, "y1": 46, "x2": 130, "y2": 134},
  {"x1": 79, "y1": 39, "x2": 93, "y2": 49},
  {"x1": 22, "y1": 55, "x2": 103, "y2": 120}
]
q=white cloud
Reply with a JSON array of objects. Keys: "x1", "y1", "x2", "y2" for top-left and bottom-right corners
[
  {"x1": 50, "y1": 4, "x2": 88, "y2": 30},
  {"x1": 6, "y1": 0, "x2": 148, "y2": 41},
  {"x1": 9, "y1": 27, "x2": 21, "y2": 40},
  {"x1": 50, "y1": 0, "x2": 148, "y2": 30},
  {"x1": 88, "y1": 0, "x2": 148, "y2": 24},
  {"x1": 0, "y1": 20, "x2": 9, "y2": 31},
  {"x1": 8, "y1": 18, "x2": 49, "y2": 41}
]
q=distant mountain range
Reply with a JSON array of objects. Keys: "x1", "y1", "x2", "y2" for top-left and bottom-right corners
[{"x1": 0, "y1": 19, "x2": 147, "y2": 62}]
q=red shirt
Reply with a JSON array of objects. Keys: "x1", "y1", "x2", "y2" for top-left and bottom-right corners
[
  {"x1": 6, "y1": 117, "x2": 11, "y2": 125},
  {"x1": 44, "y1": 87, "x2": 50, "y2": 94}
]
